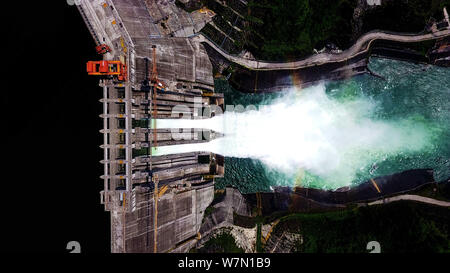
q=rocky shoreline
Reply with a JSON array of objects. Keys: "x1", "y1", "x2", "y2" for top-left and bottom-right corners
[
  {"x1": 193, "y1": 169, "x2": 450, "y2": 252},
  {"x1": 202, "y1": 34, "x2": 450, "y2": 93}
]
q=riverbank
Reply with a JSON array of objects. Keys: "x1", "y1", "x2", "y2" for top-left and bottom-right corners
[
  {"x1": 196, "y1": 29, "x2": 450, "y2": 93},
  {"x1": 211, "y1": 57, "x2": 450, "y2": 193},
  {"x1": 193, "y1": 176, "x2": 450, "y2": 253}
]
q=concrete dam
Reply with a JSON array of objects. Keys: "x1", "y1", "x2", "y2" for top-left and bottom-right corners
[
  {"x1": 77, "y1": 0, "x2": 450, "y2": 253},
  {"x1": 78, "y1": 0, "x2": 225, "y2": 253}
]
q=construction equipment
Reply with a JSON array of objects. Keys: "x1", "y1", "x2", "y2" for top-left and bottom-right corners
[
  {"x1": 150, "y1": 45, "x2": 166, "y2": 92},
  {"x1": 152, "y1": 181, "x2": 169, "y2": 253},
  {"x1": 96, "y1": 44, "x2": 111, "y2": 55},
  {"x1": 87, "y1": 60, "x2": 127, "y2": 82},
  {"x1": 262, "y1": 219, "x2": 280, "y2": 244},
  {"x1": 120, "y1": 37, "x2": 128, "y2": 54},
  {"x1": 370, "y1": 178, "x2": 382, "y2": 193},
  {"x1": 157, "y1": 185, "x2": 169, "y2": 199},
  {"x1": 150, "y1": 45, "x2": 167, "y2": 150},
  {"x1": 198, "y1": 7, "x2": 215, "y2": 16}
]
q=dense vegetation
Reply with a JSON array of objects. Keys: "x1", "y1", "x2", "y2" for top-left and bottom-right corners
[
  {"x1": 362, "y1": 0, "x2": 450, "y2": 34},
  {"x1": 245, "y1": 0, "x2": 357, "y2": 61},
  {"x1": 195, "y1": 0, "x2": 450, "y2": 61},
  {"x1": 275, "y1": 201, "x2": 449, "y2": 253},
  {"x1": 409, "y1": 182, "x2": 450, "y2": 202}
]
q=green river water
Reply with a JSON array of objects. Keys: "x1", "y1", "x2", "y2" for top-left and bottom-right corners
[{"x1": 214, "y1": 57, "x2": 450, "y2": 193}]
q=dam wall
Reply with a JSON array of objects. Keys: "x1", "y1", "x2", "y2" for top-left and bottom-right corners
[{"x1": 77, "y1": 0, "x2": 223, "y2": 253}]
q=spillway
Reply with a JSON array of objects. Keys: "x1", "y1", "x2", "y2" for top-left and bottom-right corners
[{"x1": 155, "y1": 58, "x2": 450, "y2": 192}]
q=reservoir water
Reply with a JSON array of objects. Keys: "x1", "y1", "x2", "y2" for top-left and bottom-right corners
[{"x1": 155, "y1": 58, "x2": 450, "y2": 193}]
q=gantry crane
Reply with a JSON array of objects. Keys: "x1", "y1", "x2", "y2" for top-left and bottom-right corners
[
  {"x1": 149, "y1": 45, "x2": 168, "y2": 253},
  {"x1": 150, "y1": 45, "x2": 167, "y2": 150},
  {"x1": 86, "y1": 60, "x2": 127, "y2": 82},
  {"x1": 150, "y1": 45, "x2": 166, "y2": 92},
  {"x1": 152, "y1": 175, "x2": 169, "y2": 253}
]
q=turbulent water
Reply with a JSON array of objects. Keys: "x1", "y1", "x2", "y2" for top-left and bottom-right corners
[{"x1": 154, "y1": 58, "x2": 450, "y2": 193}]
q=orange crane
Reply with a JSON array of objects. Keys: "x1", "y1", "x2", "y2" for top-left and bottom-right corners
[
  {"x1": 150, "y1": 45, "x2": 166, "y2": 92},
  {"x1": 370, "y1": 178, "x2": 382, "y2": 193},
  {"x1": 149, "y1": 45, "x2": 169, "y2": 252},
  {"x1": 149, "y1": 46, "x2": 166, "y2": 252},
  {"x1": 95, "y1": 44, "x2": 111, "y2": 55},
  {"x1": 152, "y1": 176, "x2": 169, "y2": 253},
  {"x1": 150, "y1": 46, "x2": 167, "y2": 150},
  {"x1": 198, "y1": 7, "x2": 215, "y2": 16},
  {"x1": 86, "y1": 60, "x2": 127, "y2": 82}
]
